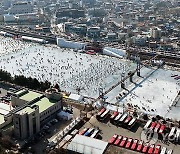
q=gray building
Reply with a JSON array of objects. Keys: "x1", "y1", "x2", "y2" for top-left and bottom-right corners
[{"x1": 11, "y1": 88, "x2": 62, "y2": 139}]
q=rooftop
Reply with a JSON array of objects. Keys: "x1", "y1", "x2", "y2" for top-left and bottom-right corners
[
  {"x1": 19, "y1": 90, "x2": 43, "y2": 102},
  {"x1": 67, "y1": 134, "x2": 108, "y2": 154},
  {"x1": 0, "y1": 102, "x2": 13, "y2": 115},
  {"x1": 32, "y1": 97, "x2": 57, "y2": 113}
]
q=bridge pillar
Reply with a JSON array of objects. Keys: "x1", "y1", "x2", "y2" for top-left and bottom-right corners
[
  {"x1": 121, "y1": 72, "x2": 125, "y2": 89},
  {"x1": 128, "y1": 71, "x2": 134, "y2": 83},
  {"x1": 99, "y1": 88, "x2": 105, "y2": 101},
  {"x1": 137, "y1": 62, "x2": 141, "y2": 77}
]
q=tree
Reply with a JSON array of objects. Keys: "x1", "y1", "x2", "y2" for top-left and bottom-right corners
[{"x1": 54, "y1": 83, "x2": 60, "y2": 91}]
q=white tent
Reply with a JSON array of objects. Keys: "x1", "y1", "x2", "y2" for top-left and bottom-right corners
[
  {"x1": 68, "y1": 93, "x2": 84, "y2": 102},
  {"x1": 103, "y1": 47, "x2": 127, "y2": 58},
  {"x1": 57, "y1": 38, "x2": 86, "y2": 49}
]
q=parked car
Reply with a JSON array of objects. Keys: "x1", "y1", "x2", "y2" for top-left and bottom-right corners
[
  {"x1": 128, "y1": 117, "x2": 137, "y2": 129},
  {"x1": 108, "y1": 134, "x2": 118, "y2": 144},
  {"x1": 99, "y1": 109, "x2": 110, "y2": 122},
  {"x1": 90, "y1": 129, "x2": 99, "y2": 138},
  {"x1": 118, "y1": 113, "x2": 128, "y2": 126},
  {"x1": 143, "y1": 120, "x2": 152, "y2": 130},
  {"x1": 114, "y1": 113, "x2": 123, "y2": 125},
  {"x1": 168, "y1": 127, "x2": 177, "y2": 141},
  {"x1": 96, "y1": 108, "x2": 106, "y2": 120},
  {"x1": 43, "y1": 125, "x2": 49, "y2": 130},
  {"x1": 50, "y1": 119, "x2": 58, "y2": 125}
]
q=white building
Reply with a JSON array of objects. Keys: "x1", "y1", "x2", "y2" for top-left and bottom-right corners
[
  {"x1": 9, "y1": 1, "x2": 33, "y2": 15},
  {"x1": 67, "y1": 134, "x2": 108, "y2": 154}
]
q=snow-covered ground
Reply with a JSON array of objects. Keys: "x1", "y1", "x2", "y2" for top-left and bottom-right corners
[
  {"x1": 105, "y1": 67, "x2": 180, "y2": 119},
  {"x1": 0, "y1": 36, "x2": 135, "y2": 98}
]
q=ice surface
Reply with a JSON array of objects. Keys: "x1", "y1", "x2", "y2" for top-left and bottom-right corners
[
  {"x1": 1, "y1": 36, "x2": 179, "y2": 119},
  {"x1": 0, "y1": 36, "x2": 135, "y2": 98}
]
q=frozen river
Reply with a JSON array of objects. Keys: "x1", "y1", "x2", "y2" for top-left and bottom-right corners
[
  {"x1": 105, "y1": 67, "x2": 180, "y2": 120},
  {"x1": 0, "y1": 36, "x2": 136, "y2": 98},
  {"x1": 0, "y1": 36, "x2": 180, "y2": 119}
]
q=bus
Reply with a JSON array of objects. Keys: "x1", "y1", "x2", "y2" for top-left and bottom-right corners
[
  {"x1": 118, "y1": 113, "x2": 128, "y2": 126},
  {"x1": 154, "y1": 123, "x2": 161, "y2": 133},
  {"x1": 99, "y1": 109, "x2": 110, "y2": 121},
  {"x1": 110, "y1": 111, "x2": 119, "y2": 124},
  {"x1": 128, "y1": 117, "x2": 137, "y2": 129},
  {"x1": 90, "y1": 129, "x2": 100, "y2": 138},
  {"x1": 124, "y1": 115, "x2": 132, "y2": 125},
  {"x1": 84, "y1": 127, "x2": 95, "y2": 136},
  {"x1": 96, "y1": 108, "x2": 106, "y2": 120},
  {"x1": 143, "y1": 120, "x2": 152, "y2": 130},
  {"x1": 159, "y1": 124, "x2": 165, "y2": 134},
  {"x1": 168, "y1": 127, "x2": 176, "y2": 141},
  {"x1": 114, "y1": 113, "x2": 123, "y2": 125},
  {"x1": 175, "y1": 128, "x2": 180, "y2": 143}
]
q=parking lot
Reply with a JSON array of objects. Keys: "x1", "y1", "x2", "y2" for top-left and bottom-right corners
[{"x1": 79, "y1": 116, "x2": 180, "y2": 154}]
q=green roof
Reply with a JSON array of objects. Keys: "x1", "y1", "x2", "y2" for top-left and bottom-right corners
[
  {"x1": 19, "y1": 91, "x2": 43, "y2": 102},
  {"x1": 32, "y1": 97, "x2": 57, "y2": 113}
]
